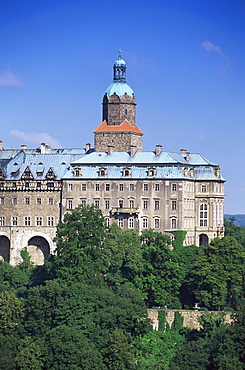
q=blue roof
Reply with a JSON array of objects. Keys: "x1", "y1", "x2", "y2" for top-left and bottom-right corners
[{"x1": 105, "y1": 82, "x2": 134, "y2": 98}]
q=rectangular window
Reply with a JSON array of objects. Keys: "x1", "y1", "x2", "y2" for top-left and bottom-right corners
[
  {"x1": 36, "y1": 217, "x2": 42, "y2": 226},
  {"x1": 37, "y1": 182, "x2": 41, "y2": 188},
  {"x1": 0, "y1": 197, "x2": 4, "y2": 205},
  {"x1": 48, "y1": 198, "x2": 54, "y2": 205},
  {"x1": 155, "y1": 183, "x2": 160, "y2": 191},
  {"x1": 172, "y1": 183, "x2": 177, "y2": 191},
  {"x1": 94, "y1": 200, "x2": 100, "y2": 208},
  {"x1": 118, "y1": 200, "x2": 123, "y2": 208},
  {"x1": 36, "y1": 198, "x2": 42, "y2": 205},
  {"x1": 129, "y1": 184, "x2": 134, "y2": 191},
  {"x1": 118, "y1": 218, "x2": 123, "y2": 228},
  {"x1": 129, "y1": 199, "x2": 134, "y2": 208},
  {"x1": 12, "y1": 217, "x2": 18, "y2": 226},
  {"x1": 200, "y1": 204, "x2": 208, "y2": 227},
  {"x1": 24, "y1": 217, "x2": 31, "y2": 226},
  {"x1": 201, "y1": 185, "x2": 207, "y2": 192},
  {"x1": 95, "y1": 184, "x2": 100, "y2": 191},
  {"x1": 143, "y1": 184, "x2": 148, "y2": 191},
  {"x1": 105, "y1": 218, "x2": 110, "y2": 227},
  {"x1": 25, "y1": 197, "x2": 30, "y2": 205},
  {"x1": 154, "y1": 218, "x2": 160, "y2": 229},
  {"x1": 128, "y1": 217, "x2": 134, "y2": 229},
  {"x1": 0, "y1": 216, "x2": 5, "y2": 226},
  {"x1": 68, "y1": 200, "x2": 73, "y2": 209},
  {"x1": 142, "y1": 218, "x2": 148, "y2": 229},
  {"x1": 105, "y1": 200, "x2": 110, "y2": 210},
  {"x1": 105, "y1": 184, "x2": 110, "y2": 191},
  {"x1": 143, "y1": 200, "x2": 148, "y2": 209},
  {"x1": 68, "y1": 184, "x2": 73, "y2": 191},
  {"x1": 119, "y1": 184, "x2": 124, "y2": 191},
  {"x1": 81, "y1": 199, "x2": 86, "y2": 206},
  {"x1": 171, "y1": 218, "x2": 177, "y2": 229},
  {"x1": 47, "y1": 182, "x2": 54, "y2": 188},
  {"x1": 81, "y1": 184, "x2": 86, "y2": 191},
  {"x1": 13, "y1": 197, "x2": 17, "y2": 205},
  {"x1": 47, "y1": 216, "x2": 54, "y2": 226},
  {"x1": 172, "y1": 200, "x2": 177, "y2": 210},
  {"x1": 154, "y1": 200, "x2": 160, "y2": 210}
]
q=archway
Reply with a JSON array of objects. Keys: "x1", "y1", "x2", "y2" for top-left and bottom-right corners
[
  {"x1": 199, "y1": 234, "x2": 208, "y2": 247},
  {"x1": 0, "y1": 236, "x2": 10, "y2": 262},
  {"x1": 27, "y1": 236, "x2": 50, "y2": 265}
]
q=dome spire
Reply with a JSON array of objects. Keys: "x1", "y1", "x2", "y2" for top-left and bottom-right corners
[{"x1": 113, "y1": 51, "x2": 126, "y2": 83}]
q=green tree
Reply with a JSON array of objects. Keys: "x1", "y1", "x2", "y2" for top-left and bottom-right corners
[
  {"x1": 0, "y1": 291, "x2": 23, "y2": 335},
  {"x1": 15, "y1": 337, "x2": 43, "y2": 370}
]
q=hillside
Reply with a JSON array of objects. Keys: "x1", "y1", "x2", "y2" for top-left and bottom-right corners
[{"x1": 224, "y1": 214, "x2": 245, "y2": 227}]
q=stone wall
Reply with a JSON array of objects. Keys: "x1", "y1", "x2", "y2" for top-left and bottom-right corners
[{"x1": 147, "y1": 309, "x2": 233, "y2": 330}]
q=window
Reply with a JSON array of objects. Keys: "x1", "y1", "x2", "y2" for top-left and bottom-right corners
[
  {"x1": 105, "y1": 217, "x2": 110, "y2": 227},
  {"x1": 172, "y1": 183, "x2": 177, "y2": 191},
  {"x1": 119, "y1": 184, "x2": 124, "y2": 191},
  {"x1": 25, "y1": 197, "x2": 30, "y2": 205},
  {"x1": 74, "y1": 168, "x2": 81, "y2": 177},
  {"x1": 128, "y1": 217, "x2": 134, "y2": 229},
  {"x1": 105, "y1": 184, "x2": 110, "y2": 191},
  {"x1": 99, "y1": 168, "x2": 106, "y2": 177},
  {"x1": 171, "y1": 218, "x2": 177, "y2": 229},
  {"x1": 118, "y1": 200, "x2": 123, "y2": 208},
  {"x1": 200, "y1": 203, "x2": 208, "y2": 227},
  {"x1": 12, "y1": 182, "x2": 16, "y2": 188},
  {"x1": 123, "y1": 168, "x2": 130, "y2": 177},
  {"x1": 94, "y1": 200, "x2": 100, "y2": 208},
  {"x1": 118, "y1": 218, "x2": 123, "y2": 228},
  {"x1": 155, "y1": 184, "x2": 160, "y2": 191},
  {"x1": 81, "y1": 199, "x2": 86, "y2": 206},
  {"x1": 171, "y1": 200, "x2": 177, "y2": 210},
  {"x1": 37, "y1": 182, "x2": 41, "y2": 188},
  {"x1": 36, "y1": 217, "x2": 42, "y2": 226},
  {"x1": 81, "y1": 184, "x2": 86, "y2": 191},
  {"x1": 36, "y1": 198, "x2": 42, "y2": 205},
  {"x1": 25, "y1": 182, "x2": 29, "y2": 188},
  {"x1": 143, "y1": 200, "x2": 148, "y2": 209},
  {"x1": 48, "y1": 198, "x2": 54, "y2": 205},
  {"x1": 13, "y1": 197, "x2": 17, "y2": 205},
  {"x1": 0, "y1": 197, "x2": 4, "y2": 205},
  {"x1": 148, "y1": 168, "x2": 156, "y2": 177},
  {"x1": 47, "y1": 182, "x2": 54, "y2": 188},
  {"x1": 68, "y1": 184, "x2": 73, "y2": 191},
  {"x1": 0, "y1": 216, "x2": 5, "y2": 226},
  {"x1": 47, "y1": 217, "x2": 54, "y2": 226},
  {"x1": 154, "y1": 218, "x2": 160, "y2": 229},
  {"x1": 24, "y1": 217, "x2": 31, "y2": 226},
  {"x1": 142, "y1": 218, "x2": 148, "y2": 228},
  {"x1": 125, "y1": 109, "x2": 127, "y2": 114},
  {"x1": 201, "y1": 185, "x2": 207, "y2": 193},
  {"x1": 105, "y1": 200, "x2": 110, "y2": 209},
  {"x1": 12, "y1": 217, "x2": 18, "y2": 226},
  {"x1": 129, "y1": 184, "x2": 134, "y2": 191},
  {"x1": 143, "y1": 184, "x2": 148, "y2": 191},
  {"x1": 129, "y1": 199, "x2": 134, "y2": 208},
  {"x1": 95, "y1": 184, "x2": 100, "y2": 191},
  {"x1": 154, "y1": 200, "x2": 160, "y2": 210},
  {"x1": 68, "y1": 200, "x2": 73, "y2": 209}
]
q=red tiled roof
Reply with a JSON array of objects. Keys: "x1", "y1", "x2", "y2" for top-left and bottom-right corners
[{"x1": 93, "y1": 120, "x2": 143, "y2": 135}]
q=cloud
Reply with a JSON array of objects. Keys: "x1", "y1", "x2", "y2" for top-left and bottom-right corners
[
  {"x1": 200, "y1": 41, "x2": 228, "y2": 59},
  {"x1": 9, "y1": 130, "x2": 62, "y2": 148},
  {"x1": 0, "y1": 69, "x2": 23, "y2": 86}
]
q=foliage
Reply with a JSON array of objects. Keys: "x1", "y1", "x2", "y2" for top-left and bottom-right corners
[
  {"x1": 170, "y1": 230, "x2": 187, "y2": 248},
  {"x1": 171, "y1": 311, "x2": 183, "y2": 332},
  {"x1": 0, "y1": 291, "x2": 24, "y2": 335}
]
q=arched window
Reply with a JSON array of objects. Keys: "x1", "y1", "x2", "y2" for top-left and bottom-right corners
[{"x1": 123, "y1": 168, "x2": 131, "y2": 177}]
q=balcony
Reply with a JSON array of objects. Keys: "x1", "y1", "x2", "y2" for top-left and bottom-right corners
[{"x1": 111, "y1": 207, "x2": 140, "y2": 215}]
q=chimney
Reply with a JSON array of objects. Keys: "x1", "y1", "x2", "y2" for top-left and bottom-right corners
[
  {"x1": 0, "y1": 140, "x2": 3, "y2": 150},
  {"x1": 21, "y1": 145, "x2": 27, "y2": 150},
  {"x1": 130, "y1": 145, "x2": 137, "y2": 157},
  {"x1": 180, "y1": 149, "x2": 187, "y2": 155},
  {"x1": 85, "y1": 143, "x2": 91, "y2": 152},
  {"x1": 40, "y1": 142, "x2": 46, "y2": 154},
  {"x1": 185, "y1": 152, "x2": 190, "y2": 161},
  {"x1": 155, "y1": 145, "x2": 162, "y2": 156},
  {"x1": 107, "y1": 145, "x2": 114, "y2": 155}
]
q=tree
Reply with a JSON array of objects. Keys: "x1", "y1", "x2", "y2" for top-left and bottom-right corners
[{"x1": 0, "y1": 291, "x2": 23, "y2": 335}]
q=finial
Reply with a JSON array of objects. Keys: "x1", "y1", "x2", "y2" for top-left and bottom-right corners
[{"x1": 118, "y1": 48, "x2": 122, "y2": 58}]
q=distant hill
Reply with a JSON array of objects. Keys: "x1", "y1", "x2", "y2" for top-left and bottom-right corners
[{"x1": 224, "y1": 214, "x2": 245, "y2": 227}]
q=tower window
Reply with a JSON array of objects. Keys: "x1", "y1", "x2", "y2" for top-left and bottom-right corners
[{"x1": 125, "y1": 109, "x2": 128, "y2": 114}]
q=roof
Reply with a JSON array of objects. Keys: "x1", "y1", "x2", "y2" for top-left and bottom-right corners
[
  {"x1": 105, "y1": 82, "x2": 134, "y2": 98},
  {"x1": 93, "y1": 120, "x2": 143, "y2": 134}
]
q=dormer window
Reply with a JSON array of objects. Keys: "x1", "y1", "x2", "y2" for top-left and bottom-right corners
[
  {"x1": 147, "y1": 168, "x2": 156, "y2": 177},
  {"x1": 99, "y1": 167, "x2": 107, "y2": 177},
  {"x1": 74, "y1": 168, "x2": 81, "y2": 177},
  {"x1": 123, "y1": 168, "x2": 131, "y2": 177}
]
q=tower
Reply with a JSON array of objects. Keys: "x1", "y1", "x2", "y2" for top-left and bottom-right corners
[{"x1": 94, "y1": 53, "x2": 143, "y2": 152}]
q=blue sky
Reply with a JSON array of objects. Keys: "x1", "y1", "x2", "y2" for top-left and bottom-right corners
[{"x1": 0, "y1": 0, "x2": 244, "y2": 213}]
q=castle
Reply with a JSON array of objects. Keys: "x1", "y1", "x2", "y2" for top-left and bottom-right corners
[{"x1": 0, "y1": 53, "x2": 225, "y2": 265}]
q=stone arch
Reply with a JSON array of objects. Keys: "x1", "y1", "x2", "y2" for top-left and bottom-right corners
[
  {"x1": 0, "y1": 236, "x2": 10, "y2": 262},
  {"x1": 199, "y1": 234, "x2": 208, "y2": 247},
  {"x1": 26, "y1": 236, "x2": 50, "y2": 265}
]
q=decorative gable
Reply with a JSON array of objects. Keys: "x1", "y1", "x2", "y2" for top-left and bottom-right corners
[
  {"x1": 46, "y1": 168, "x2": 56, "y2": 179},
  {"x1": 21, "y1": 167, "x2": 34, "y2": 180}
]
